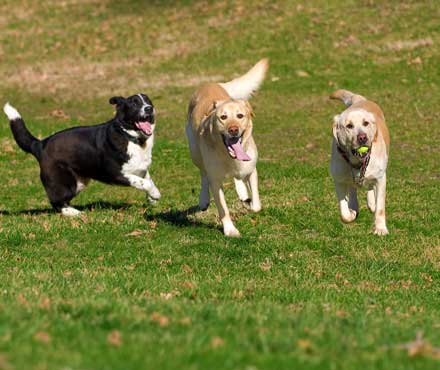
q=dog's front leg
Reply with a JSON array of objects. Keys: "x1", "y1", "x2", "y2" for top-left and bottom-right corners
[
  {"x1": 210, "y1": 180, "x2": 240, "y2": 237},
  {"x1": 125, "y1": 174, "x2": 160, "y2": 201},
  {"x1": 367, "y1": 185, "x2": 376, "y2": 213},
  {"x1": 144, "y1": 171, "x2": 161, "y2": 204},
  {"x1": 348, "y1": 186, "x2": 359, "y2": 215},
  {"x1": 335, "y1": 181, "x2": 357, "y2": 223},
  {"x1": 373, "y1": 175, "x2": 388, "y2": 235},
  {"x1": 234, "y1": 178, "x2": 250, "y2": 202}
]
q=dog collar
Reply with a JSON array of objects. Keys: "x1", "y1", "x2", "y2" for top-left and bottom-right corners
[
  {"x1": 115, "y1": 123, "x2": 146, "y2": 146},
  {"x1": 337, "y1": 145, "x2": 371, "y2": 185}
]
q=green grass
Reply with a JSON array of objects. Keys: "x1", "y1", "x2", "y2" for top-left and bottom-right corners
[{"x1": 1, "y1": 0, "x2": 440, "y2": 369}]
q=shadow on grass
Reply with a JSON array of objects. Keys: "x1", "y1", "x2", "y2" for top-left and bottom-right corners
[
  {"x1": 144, "y1": 205, "x2": 218, "y2": 231},
  {"x1": 0, "y1": 201, "x2": 132, "y2": 216}
]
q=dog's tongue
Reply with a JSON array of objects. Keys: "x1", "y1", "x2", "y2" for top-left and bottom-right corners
[
  {"x1": 229, "y1": 140, "x2": 251, "y2": 161},
  {"x1": 135, "y1": 121, "x2": 152, "y2": 135}
]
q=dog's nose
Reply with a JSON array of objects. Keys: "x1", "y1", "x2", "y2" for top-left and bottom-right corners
[
  {"x1": 228, "y1": 126, "x2": 239, "y2": 137},
  {"x1": 144, "y1": 106, "x2": 153, "y2": 114},
  {"x1": 357, "y1": 132, "x2": 368, "y2": 145}
]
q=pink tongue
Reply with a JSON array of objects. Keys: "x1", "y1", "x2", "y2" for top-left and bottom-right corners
[
  {"x1": 230, "y1": 141, "x2": 251, "y2": 161},
  {"x1": 136, "y1": 121, "x2": 152, "y2": 135}
]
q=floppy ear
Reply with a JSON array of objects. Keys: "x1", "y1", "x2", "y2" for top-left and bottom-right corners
[
  {"x1": 109, "y1": 96, "x2": 125, "y2": 106},
  {"x1": 244, "y1": 101, "x2": 254, "y2": 117},
  {"x1": 206, "y1": 100, "x2": 226, "y2": 117},
  {"x1": 332, "y1": 114, "x2": 341, "y2": 146}
]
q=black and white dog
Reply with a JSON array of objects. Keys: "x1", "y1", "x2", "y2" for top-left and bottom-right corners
[{"x1": 3, "y1": 94, "x2": 160, "y2": 216}]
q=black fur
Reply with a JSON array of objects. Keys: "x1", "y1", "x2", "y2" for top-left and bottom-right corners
[
  {"x1": 10, "y1": 117, "x2": 43, "y2": 160},
  {"x1": 6, "y1": 94, "x2": 155, "y2": 212}
]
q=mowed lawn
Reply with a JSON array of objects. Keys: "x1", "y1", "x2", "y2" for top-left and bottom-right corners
[{"x1": 1, "y1": 0, "x2": 439, "y2": 369}]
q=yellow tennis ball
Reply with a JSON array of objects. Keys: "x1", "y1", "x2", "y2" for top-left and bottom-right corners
[{"x1": 357, "y1": 146, "x2": 369, "y2": 154}]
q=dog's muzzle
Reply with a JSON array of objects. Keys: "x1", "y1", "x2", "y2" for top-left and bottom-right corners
[
  {"x1": 222, "y1": 134, "x2": 251, "y2": 161},
  {"x1": 135, "y1": 113, "x2": 155, "y2": 136},
  {"x1": 351, "y1": 146, "x2": 370, "y2": 159}
]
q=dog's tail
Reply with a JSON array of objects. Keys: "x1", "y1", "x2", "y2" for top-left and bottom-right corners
[
  {"x1": 330, "y1": 89, "x2": 366, "y2": 107},
  {"x1": 3, "y1": 103, "x2": 42, "y2": 160},
  {"x1": 220, "y1": 58, "x2": 269, "y2": 100}
]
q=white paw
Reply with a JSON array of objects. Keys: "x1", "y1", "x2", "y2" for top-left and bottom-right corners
[
  {"x1": 148, "y1": 186, "x2": 161, "y2": 201},
  {"x1": 223, "y1": 222, "x2": 240, "y2": 238},
  {"x1": 341, "y1": 209, "x2": 357, "y2": 223},
  {"x1": 250, "y1": 201, "x2": 261, "y2": 213},
  {"x1": 61, "y1": 207, "x2": 81, "y2": 217},
  {"x1": 374, "y1": 225, "x2": 389, "y2": 236}
]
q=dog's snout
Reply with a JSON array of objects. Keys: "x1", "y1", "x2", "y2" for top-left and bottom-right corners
[
  {"x1": 228, "y1": 126, "x2": 239, "y2": 137},
  {"x1": 144, "y1": 106, "x2": 153, "y2": 114},
  {"x1": 357, "y1": 132, "x2": 368, "y2": 145}
]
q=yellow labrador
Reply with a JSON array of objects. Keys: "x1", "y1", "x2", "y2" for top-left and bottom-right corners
[
  {"x1": 186, "y1": 59, "x2": 268, "y2": 237},
  {"x1": 330, "y1": 89, "x2": 390, "y2": 235}
]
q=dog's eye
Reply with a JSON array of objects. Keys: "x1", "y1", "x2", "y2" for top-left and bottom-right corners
[
  {"x1": 346, "y1": 123, "x2": 354, "y2": 129},
  {"x1": 220, "y1": 114, "x2": 227, "y2": 120},
  {"x1": 363, "y1": 121, "x2": 370, "y2": 127},
  {"x1": 237, "y1": 113, "x2": 244, "y2": 119}
]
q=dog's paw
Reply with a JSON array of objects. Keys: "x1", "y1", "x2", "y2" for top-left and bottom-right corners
[
  {"x1": 224, "y1": 227, "x2": 241, "y2": 238},
  {"x1": 250, "y1": 201, "x2": 261, "y2": 213},
  {"x1": 199, "y1": 191, "x2": 210, "y2": 211},
  {"x1": 341, "y1": 209, "x2": 357, "y2": 223},
  {"x1": 223, "y1": 223, "x2": 241, "y2": 238},
  {"x1": 199, "y1": 201, "x2": 210, "y2": 211},
  {"x1": 148, "y1": 186, "x2": 161, "y2": 201},
  {"x1": 147, "y1": 196, "x2": 158, "y2": 205},
  {"x1": 374, "y1": 225, "x2": 389, "y2": 236},
  {"x1": 61, "y1": 206, "x2": 81, "y2": 217}
]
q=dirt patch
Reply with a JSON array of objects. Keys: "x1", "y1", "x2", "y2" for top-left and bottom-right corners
[
  {"x1": 4, "y1": 58, "x2": 224, "y2": 98},
  {"x1": 386, "y1": 37, "x2": 434, "y2": 51}
]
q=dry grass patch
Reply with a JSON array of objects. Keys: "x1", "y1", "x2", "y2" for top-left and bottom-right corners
[{"x1": 3, "y1": 57, "x2": 225, "y2": 98}]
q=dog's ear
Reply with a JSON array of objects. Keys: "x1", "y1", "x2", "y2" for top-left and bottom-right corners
[
  {"x1": 109, "y1": 96, "x2": 126, "y2": 106},
  {"x1": 332, "y1": 114, "x2": 341, "y2": 146},
  {"x1": 208, "y1": 100, "x2": 226, "y2": 116},
  {"x1": 244, "y1": 101, "x2": 254, "y2": 117}
]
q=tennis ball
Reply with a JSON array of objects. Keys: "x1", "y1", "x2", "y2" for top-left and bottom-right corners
[{"x1": 357, "y1": 146, "x2": 369, "y2": 154}]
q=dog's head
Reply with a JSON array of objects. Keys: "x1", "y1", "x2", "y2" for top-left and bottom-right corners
[
  {"x1": 333, "y1": 108, "x2": 377, "y2": 159},
  {"x1": 211, "y1": 99, "x2": 253, "y2": 161},
  {"x1": 110, "y1": 93, "x2": 155, "y2": 137}
]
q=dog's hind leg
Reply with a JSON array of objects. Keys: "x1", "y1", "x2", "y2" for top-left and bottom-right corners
[
  {"x1": 234, "y1": 178, "x2": 250, "y2": 202},
  {"x1": 199, "y1": 171, "x2": 210, "y2": 211},
  {"x1": 335, "y1": 181, "x2": 357, "y2": 223},
  {"x1": 247, "y1": 169, "x2": 261, "y2": 212},
  {"x1": 41, "y1": 164, "x2": 81, "y2": 216}
]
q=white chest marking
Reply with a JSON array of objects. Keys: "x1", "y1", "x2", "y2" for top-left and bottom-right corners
[{"x1": 121, "y1": 136, "x2": 153, "y2": 178}]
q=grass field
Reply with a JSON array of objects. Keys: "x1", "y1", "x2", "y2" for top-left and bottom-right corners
[{"x1": 1, "y1": 0, "x2": 440, "y2": 369}]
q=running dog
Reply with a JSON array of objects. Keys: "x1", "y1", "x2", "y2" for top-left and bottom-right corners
[
  {"x1": 186, "y1": 59, "x2": 268, "y2": 237},
  {"x1": 330, "y1": 89, "x2": 390, "y2": 235},
  {"x1": 3, "y1": 94, "x2": 160, "y2": 216}
]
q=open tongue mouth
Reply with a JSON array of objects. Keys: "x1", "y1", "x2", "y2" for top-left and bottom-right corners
[
  {"x1": 135, "y1": 121, "x2": 152, "y2": 136},
  {"x1": 226, "y1": 137, "x2": 251, "y2": 161}
]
